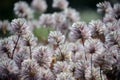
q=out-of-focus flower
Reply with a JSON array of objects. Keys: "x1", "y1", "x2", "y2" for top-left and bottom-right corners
[
  {"x1": 0, "y1": 58, "x2": 19, "y2": 80},
  {"x1": 113, "y1": 3, "x2": 120, "y2": 19},
  {"x1": 14, "y1": 1, "x2": 34, "y2": 19},
  {"x1": 105, "y1": 20, "x2": 120, "y2": 33},
  {"x1": 27, "y1": 20, "x2": 40, "y2": 31},
  {"x1": 39, "y1": 14, "x2": 55, "y2": 28},
  {"x1": 11, "y1": 18, "x2": 29, "y2": 35},
  {"x1": 52, "y1": 13, "x2": 67, "y2": 30},
  {"x1": 52, "y1": 0, "x2": 69, "y2": 10},
  {"x1": 32, "y1": 46, "x2": 52, "y2": 68},
  {"x1": 0, "y1": 20, "x2": 11, "y2": 34},
  {"x1": 103, "y1": 14, "x2": 116, "y2": 23},
  {"x1": 48, "y1": 31, "x2": 65, "y2": 46},
  {"x1": 97, "y1": 1, "x2": 113, "y2": 14},
  {"x1": 31, "y1": 0, "x2": 47, "y2": 13},
  {"x1": 21, "y1": 59, "x2": 40, "y2": 80},
  {"x1": 63, "y1": 8, "x2": 80, "y2": 22},
  {"x1": 69, "y1": 21, "x2": 91, "y2": 42}
]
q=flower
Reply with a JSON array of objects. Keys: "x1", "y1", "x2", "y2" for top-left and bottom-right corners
[
  {"x1": 22, "y1": 30, "x2": 38, "y2": 47},
  {"x1": 85, "y1": 66, "x2": 102, "y2": 80},
  {"x1": 89, "y1": 20, "x2": 106, "y2": 36},
  {"x1": 48, "y1": 31, "x2": 65, "y2": 46},
  {"x1": 113, "y1": 3, "x2": 120, "y2": 19},
  {"x1": 21, "y1": 59, "x2": 40, "y2": 80},
  {"x1": 105, "y1": 30, "x2": 120, "y2": 47},
  {"x1": 74, "y1": 60, "x2": 86, "y2": 80},
  {"x1": 31, "y1": 0, "x2": 47, "y2": 13},
  {"x1": 97, "y1": 1, "x2": 113, "y2": 14},
  {"x1": 88, "y1": 20, "x2": 106, "y2": 42},
  {"x1": 56, "y1": 72, "x2": 75, "y2": 80},
  {"x1": 69, "y1": 21, "x2": 91, "y2": 42},
  {"x1": 39, "y1": 68, "x2": 55, "y2": 80},
  {"x1": 0, "y1": 20, "x2": 11, "y2": 34},
  {"x1": 0, "y1": 58, "x2": 19, "y2": 80},
  {"x1": 0, "y1": 37, "x2": 15, "y2": 58},
  {"x1": 13, "y1": 48, "x2": 29, "y2": 69},
  {"x1": 54, "y1": 42, "x2": 73, "y2": 61},
  {"x1": 11, "y1": 18, "x2": 29, "y2": 35},
  {"x1": 63, "y1": 8, "x2": 80, "y2": 22},
  {"x1": 14, "y1": 1, "x2": 33, "y2": 19},
  {"x1": 39, "y1": 14, "x2": 55, "y2": 28},
  {"x1": 52, "y1": 12, "x2": 67, "y2": 31},
  {"x1": 53, "y1": 61, "x2": 70, "y2": 74},
  {"x1": 84, "y1": 39, "x2": 105, "y2": 55},
  {"x1": 52, "y1": 0, "x2": 69, "y2": 10},
  {"x1": 32, "y1": 46, "x2": 52, "y2": 68}
]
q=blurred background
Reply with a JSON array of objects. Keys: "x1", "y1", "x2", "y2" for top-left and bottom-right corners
[{"x1": 0, "y1": 0, "x2": 119, "y2": 22}]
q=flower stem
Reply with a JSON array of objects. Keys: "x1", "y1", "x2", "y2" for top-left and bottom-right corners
[
  {"x1": 100, "y1": 67, "x2": 103, "y2": 80},
  {"x1": 91, "y1": 54, "x2": 93, "y2": 78},
  {"x1": 29, "y1": 44, "x2": 32, "y2": 59},
  {"x1": 11, "y1": 35, "x2": 20, "y2": 59}
]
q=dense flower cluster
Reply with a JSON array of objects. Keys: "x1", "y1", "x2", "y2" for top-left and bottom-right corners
[{"x1": 0, "y1": 0, "x2": 120, "y2": 80}]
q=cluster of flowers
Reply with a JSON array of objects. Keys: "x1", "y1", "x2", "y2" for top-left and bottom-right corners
[{"x1": 0, "y1": 0, "x2": 120, "y2": 80}]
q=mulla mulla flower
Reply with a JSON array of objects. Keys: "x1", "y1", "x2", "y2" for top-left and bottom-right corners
[
  {"x1": 103, "y1": 14, "x2": 116, "y2": 23},
  {"x1": 32, "y1": 46, "x2": 52, "y2": 68},
  {"x1": 52, "y1": 12, "x2": 67, "y2": 31},
  {"x1": 39, "y1": 68, "x2": 55, "y2": 80},
  {"x1": 0, "y1": 20, "x2": 11, "y2": 35},
  {"x1": 97, "y1": 1, "x2": 113, "y2": 15},
  {"x1": 63, "y1": 8, "x2": 80, "y2": 22},
  {"x1": 11, "y1": 18, "x2": 29, "y2": 35},
  {"x1": 85, "y1": 66, "x2": 106, "y2": 80},
  {"x1": 88, "y1": 20, "x2": 106, "y2": 42},
  {"x1": 48, "y1": 31, "x2": 65, "y2": 46},
  {"x1": 56, "y1": 72, "x2": 75, "y2": 80},
  {"x1": 31, "y1": 0, "x2": 47, "y2": 13},
  {"x1": 13, "y1": 47, "x2": 29, "y2": 69},
  {"x1": 22, "y1": 30, "x2": 38, "y2": 47},
  {"x1": 52, "y1": 0, "x2": 69, "y2": 10},
  {"x1": 105, "y1": 30, "x2": 120, "y2": 47},
  {"x1": 69, "y1": 21, "x2": 91, "y2": 42},
  {"x1": 84, "y1": 39, "x2": 105, "y2": 55},
  {"x1": 14, "y1": 1, "x2": 33, "y2": 19},
  {"x1": 74, "y1": 60, "x2": 86, "y2": 80},
  {"x1": 54, "y1": 42, "x2": 73, "y2": 61},
  {"x1": 0, "y1": 37, "x2": 15, "y2": 58},
  {"x1": 93, "y1": 52, "x2": 115, "y2": 71},
  {"x1": 39, "y1": 14, "x2": 55, "y2": 28},
  {"x1": 53, "y1": 61, "x2": 70, "y2": 74},
  {"x1": 21, "y1": 59, "x2": 40, "y2": 80},
  {"x1": 105, "y1": 20, "x2": 119, "y2": 33},
  {"x1": 113, "y1": 3, "x2": 120, "y2": 19},
  {"x1": 69, "y1": 41, "x2": 85, "y2": 62},
  {"x1": 0, "y1": 58, "x2": 19, "y2": 80}
]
